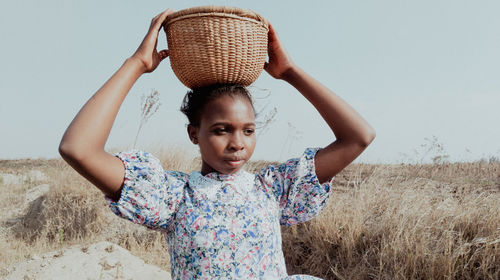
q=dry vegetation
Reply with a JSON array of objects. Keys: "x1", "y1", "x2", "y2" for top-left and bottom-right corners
[{"x1": 1, "y1": 148, "x2": 499, "y2": 279}]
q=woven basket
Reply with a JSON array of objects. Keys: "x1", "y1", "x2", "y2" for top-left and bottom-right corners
[{"x1": 163, "y1": 6, "x2": 269, "y2": 89}]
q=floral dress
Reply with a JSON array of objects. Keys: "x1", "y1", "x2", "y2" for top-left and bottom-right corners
[{"x1": 106, "y1": 148, "x2": 333, "y2": 279}]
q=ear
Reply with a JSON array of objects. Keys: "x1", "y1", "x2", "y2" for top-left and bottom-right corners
[{"x1": 187, "y1": 124, "x2": 199, "y2": 144}]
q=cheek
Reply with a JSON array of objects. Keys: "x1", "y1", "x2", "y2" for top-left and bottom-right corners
[
  {"x1": 246, "y1": 135, "x2": 257, "y2": 151},
  {"x1": 202, "y1": 135, "x2": 226, "y2": 151}
]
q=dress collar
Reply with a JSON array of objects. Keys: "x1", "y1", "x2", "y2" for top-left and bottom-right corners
[
  {"x1": 203, "y1": 169, "x2": 244, "y2": 182},
  {"x1": 189, "y1": 169, "x2": 255, "y2": 190}
]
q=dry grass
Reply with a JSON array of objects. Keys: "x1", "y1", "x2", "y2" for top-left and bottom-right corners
[
  {"x1": 134, "y1": 89, "x2": 161, "y2": 148},
  {"x1": 283, "y1": 162, "x2": 500, "y2": 279},
  {"x1": 1, "y1": 150, "x2": 499, "y2": 279}
]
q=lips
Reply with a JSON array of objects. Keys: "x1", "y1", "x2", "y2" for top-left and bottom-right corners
[
  {"x1": 225, "y1": 157, "x2": 244, "y2": 161},
  {"x1": 224, "y1": 157, "x2": 245, "y2": 167},
  {"x1": 224, "y1": 153, "x2": 246, "y2": 161}
]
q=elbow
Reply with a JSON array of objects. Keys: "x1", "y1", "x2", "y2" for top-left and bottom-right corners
[
  {"x1": 359, "y1": 127, "x2": 376, "y2": 148},
  {"x1": 58, "y1": 141, "x2": 76, "y2": 162},
  {"x1": 58, "y1": 139, "x2": 69, "y2": 158},
  {"x1": 58, "y1": 141, "x2": 87, "y2": 163}
]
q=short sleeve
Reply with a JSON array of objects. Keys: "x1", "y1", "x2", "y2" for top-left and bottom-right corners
[
  {"x1": 257, "y1": 148, "x2": 333, "y2": 226},
  {"x1": 105, "y1": 150, "x2": 187, "y2": 230}
]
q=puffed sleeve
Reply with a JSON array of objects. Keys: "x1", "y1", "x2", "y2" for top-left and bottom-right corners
[
  {"x1": 104, "y1": 150, "x2": 187, "y2": 231},
  {"x1": 257, "y1": 148, "x2": 333, "y2": 226}
]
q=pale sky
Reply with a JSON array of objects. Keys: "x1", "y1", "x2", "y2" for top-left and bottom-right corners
[{"x1": 1, "y1": 0, "x2": 499, "y2": 163}]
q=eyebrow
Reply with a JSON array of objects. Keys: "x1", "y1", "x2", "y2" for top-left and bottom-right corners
[{"x1": 209, "y1": 122, "x2": 256, "y2": 128}]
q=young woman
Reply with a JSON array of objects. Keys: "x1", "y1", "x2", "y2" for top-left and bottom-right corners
[{"x1": 59, "y1": 9, "x2": 375, "y2": 279}]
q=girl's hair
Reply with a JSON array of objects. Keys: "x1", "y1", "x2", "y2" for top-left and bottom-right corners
[{"x1": 180, "y1": 84, "x2": 255, "y2": 126}]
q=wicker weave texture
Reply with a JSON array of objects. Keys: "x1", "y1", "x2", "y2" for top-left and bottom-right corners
[{"x1": 164, "y1": 7, "x2": 268, "y2": 89}]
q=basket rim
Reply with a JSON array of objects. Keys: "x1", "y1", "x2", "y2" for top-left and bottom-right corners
[{"x1": 163, "y1": 5, "x2": 269, "y2": 29}]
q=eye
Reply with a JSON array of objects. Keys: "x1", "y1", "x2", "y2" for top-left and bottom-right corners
[
  {"x1": 244, "y1": 128, "x2": 255, "y2": 136},
  {"x1": 213, "y1": 128, "x2": 227, "y2": 135}
]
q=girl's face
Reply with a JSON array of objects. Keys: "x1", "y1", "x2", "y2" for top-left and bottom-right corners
[{"x1": 188, "y1": 95, "x2": 256, "y2": 175}]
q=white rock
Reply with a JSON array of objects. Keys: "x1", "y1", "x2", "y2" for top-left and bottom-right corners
[
  {"x1": 0, "y1": 170, "x2": 47, "y2": 185},
  {"x1": 4, "y1": 241, "x2": 171, "y2": 280},
  {"x1": 0, "y1": 173, "x2": 22, "y2": 185},
  {"x1": 24, "y1": 184, "x2": 50, "y2": 205},
  {"x1": 24, "y1": 170, "x2": 47, "y2": 182}
]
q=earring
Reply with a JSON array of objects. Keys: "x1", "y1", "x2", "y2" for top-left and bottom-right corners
[{"x1": 192, "y1": 137, "x2": 198, "y2": 144}]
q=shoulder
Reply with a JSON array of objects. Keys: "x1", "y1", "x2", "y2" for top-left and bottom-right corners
[
  {"x1": 254, "y1": 147, "x2": 328, "y2": 191},
  {"x1": 162, "y1": 170, "x2": 189, "y2": 192},
  {"x1": 114, "y1": 149, "x2": 189, "y2": 185},
  {"x1": 165, "y1": 170, "x2": 189, "y2": 182},
  {"x1": 255, "y1": 148, "x2": 321, "y2": 179}
]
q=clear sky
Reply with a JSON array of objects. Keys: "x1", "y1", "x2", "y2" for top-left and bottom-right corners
[{"x1": 1, "y1": 0, "x2": 499, "y2": 163}]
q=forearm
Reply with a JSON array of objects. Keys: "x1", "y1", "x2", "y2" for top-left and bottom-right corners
[
  {"x1": 59, "y1": 57, "x2": 144, "y2": 158},
  {"x1": 264, "y1": 22, "x2": 374, "y2": 180},
  {"x1": 282, "y1": 65, "x2": 375, "y2": 145}
]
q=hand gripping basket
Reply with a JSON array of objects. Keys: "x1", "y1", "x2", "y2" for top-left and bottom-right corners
[{"x1": 163, "y1": 6, "x2": 269, "y2": 89}]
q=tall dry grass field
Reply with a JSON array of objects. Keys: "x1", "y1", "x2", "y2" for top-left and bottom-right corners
[{"x1": 1, "y1": 148, "x2": 499, "y2": 279}]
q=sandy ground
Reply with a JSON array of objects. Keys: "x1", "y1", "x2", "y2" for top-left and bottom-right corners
[
  {"x1": 1, "y1": 170, "x2": 172, "y2": 280},
  {"x1": 3, "y1": 241, "x2": 172, "y2": 280}
]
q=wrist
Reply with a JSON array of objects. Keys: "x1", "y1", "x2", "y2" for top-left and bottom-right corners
[
  {"x1": 281, "y1": 64, "x2": 302, "y2": 83},
  {"x1": 125, "y1": 56, "x2": 147, "y2": 75}
]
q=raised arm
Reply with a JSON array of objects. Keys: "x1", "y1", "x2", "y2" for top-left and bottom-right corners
[
  {"x1": 264, "y1": 23, "x2": 376, "y2": 183},
  {"x1": 58, "y1": 9, "x2": 173, "y2": 200}
]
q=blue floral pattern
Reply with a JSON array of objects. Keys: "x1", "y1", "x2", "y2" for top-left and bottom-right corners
[{"x1": 106, "y1": 148, "x2": 332, "y2": 279}]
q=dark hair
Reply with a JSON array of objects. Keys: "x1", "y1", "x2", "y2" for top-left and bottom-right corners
[{"x1": 180, "y1": 84, "x2": 255, "y2": 126}]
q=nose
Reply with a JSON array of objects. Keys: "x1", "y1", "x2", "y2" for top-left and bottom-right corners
[{"x1": 228, "y1": 132, "x2": 245, "y2": 151}]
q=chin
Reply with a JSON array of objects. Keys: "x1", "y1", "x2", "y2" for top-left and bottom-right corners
[
  {"x1": 218, "y1": 166, "x2": 242, "y2": 174},
  {"x1": 203, "y1": 159, "x2": 247, "y2": 175}
]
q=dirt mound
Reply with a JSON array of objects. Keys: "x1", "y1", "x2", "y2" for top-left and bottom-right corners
[
  {"x1": 3, "y1": 241, "x2": 171, "y2": 280},
  {"x1": 4, "y1": 182, "x2": 104, "y2": 242}
]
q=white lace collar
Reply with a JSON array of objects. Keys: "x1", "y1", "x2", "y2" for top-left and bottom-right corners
[{"x1": 188, "y1": 169, "x2": 256, "y2": 191}]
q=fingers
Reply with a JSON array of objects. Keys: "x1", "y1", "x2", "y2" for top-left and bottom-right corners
[
  {"x1": 150, "y1": 8, "x2": 174, "y2": 32},
  {"x1": 142, "y1": 9, "x2": 174, "y2": 53},
  {"x1": 268, "y1": 22, "x2": 275, "y2": 33},
  {"x1": 158, "y1": 49, "x2": 169, "y2": 61},
  {"x1": 263, "y1": 62, "x2": 270, "y2": 73},
  {"x1": 267, "y1": 23, "x2": 278, "y2": 43}
]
